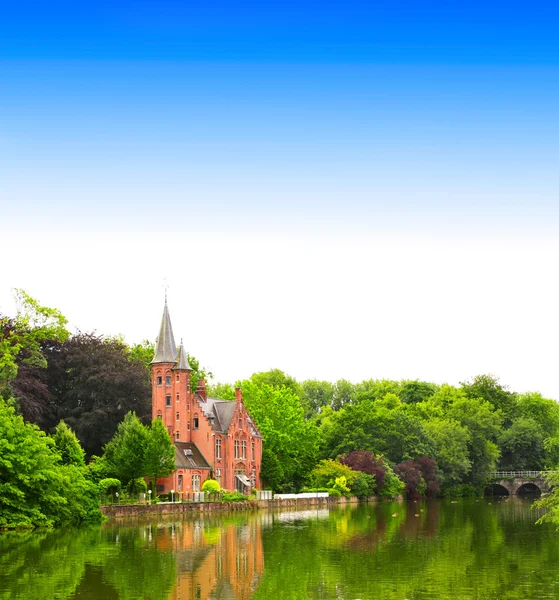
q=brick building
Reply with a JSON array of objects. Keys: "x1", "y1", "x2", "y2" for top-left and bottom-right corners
[{"x1": 151, "y1": 299, "x2": 262, "y2": 496}]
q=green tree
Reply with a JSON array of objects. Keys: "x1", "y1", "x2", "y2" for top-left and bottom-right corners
[
  {"x1": 0, "y1": 399, "x2": 101, "y2": 528},
  {"x1": 299, "y1": 379, "x2": 334, "y2": 418},
  {"x1": 52, "y1": 420, "x2": 86, "y2": 467},
  {"x1": 249, "y1": 369, "x2": 302, "y2": 397},
  {"x1": 498, "y1": 416, "x2": 546, "y2": 470},
  {"x1": 241, "y1": 380, "x2": 319, "y2": 491},
  {"x1": 461, "y1": 374, "x2": 516, "y2": 423},
  {"x1": 144, "y1": 418, "x2": 176, "y2": 490},
  {"x1": 0, "y1": 289, "x2": 69, "y2": 389},
  {"x1": 103, "y1": 412, "x2": 149, "y2": 484}
]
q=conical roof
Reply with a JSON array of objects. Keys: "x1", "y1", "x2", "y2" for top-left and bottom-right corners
[
  {"x1": 174, "y1": 340, "x2": 192, "y2": 371},
  {"x1": 151, "y1": 299, "x2": 177, "y2": 364}
]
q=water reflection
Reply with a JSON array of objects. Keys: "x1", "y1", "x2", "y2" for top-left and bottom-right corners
[{"x1": 1, "y1": 498, "x2": 558, "y2": 600}]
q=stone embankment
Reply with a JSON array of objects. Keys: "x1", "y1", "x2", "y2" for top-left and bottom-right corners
[{"x1": 101, "y1": 495, "x2": 375, "y2": 518}]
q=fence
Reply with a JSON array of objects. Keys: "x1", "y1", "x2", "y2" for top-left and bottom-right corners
[{"x1": 489, "y1": 471, "x2": 559, "y2": 479}]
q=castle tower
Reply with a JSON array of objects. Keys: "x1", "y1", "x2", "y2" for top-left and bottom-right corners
[
  {"x1": 173, "y1": 340, "x2": 192, "y2": 442},
  {"x1": 151, "y1": 299, "x2": 178, "y2": 434}
]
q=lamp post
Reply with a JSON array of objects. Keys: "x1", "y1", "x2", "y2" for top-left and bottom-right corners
[
  {"x1": 115, "y1": 492, "x2": 120, "y2": 505},
  {"x1": 148, "y1": 489, "x2": 152, "y2": 504},
  {"x1": 171, "y1": 489, "x2": 175, "y2": 503}
]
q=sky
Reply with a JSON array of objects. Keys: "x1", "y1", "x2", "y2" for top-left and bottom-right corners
[{"x1": 2, "y1": 1, "x2": 559, "y2": 397}]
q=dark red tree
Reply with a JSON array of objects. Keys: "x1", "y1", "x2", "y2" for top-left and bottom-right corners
[{"x1": 340, "y1": 450, "x2": 387, "y2": 492}]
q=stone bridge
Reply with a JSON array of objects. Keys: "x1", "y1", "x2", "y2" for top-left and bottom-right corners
[{"x1": 487, "y1": 471, "x2": 557, "y2": 496}]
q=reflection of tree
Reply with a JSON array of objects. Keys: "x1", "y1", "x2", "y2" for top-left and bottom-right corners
[{"x1": 3, "y1": 501, "x2": 559, "y2": 599}]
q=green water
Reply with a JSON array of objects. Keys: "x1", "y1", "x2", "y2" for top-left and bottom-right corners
[{"x1": 1, "y1": 498, "x2": 558, "y2": 599}]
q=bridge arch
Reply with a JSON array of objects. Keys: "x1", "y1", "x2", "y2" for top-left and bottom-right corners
[
  {"x1": 485, "y1": 483, "x2": 510, "y2": 496},
  {"x1": 516, "y1": 482, "x2": 541, "y2": 496}
]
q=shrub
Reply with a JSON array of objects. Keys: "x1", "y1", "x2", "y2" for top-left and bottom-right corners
[
  {"x1": 127, "y1": 477, "x2": 148, "y2": 495},
  {"x1": 309, "y1": 459, "x2": 358, "y2": 490},
  {"x1": 202, "y1": 479, "x2": 221, "y2": 495},
  {"x1": 351, "y1": 472, "x2": 376, "y2": 498},
  {"x1": 340, "y1": 451, "x2": 386, "y2": 492},
  {"x1": 332, "y1": 476, "x2": 351, "y2": 496},
  {"x1": 222, "y1": 491, "x2": 247, "y2": 502},
  {"x1": 327, "y1": 488, "x2": 341, "y2": 497},
  {"x1": 394, "y1": 460, "x2": 426, "y2": 499},
  {"x1": 98, "y1": 478, "x2": 121, "y2": 495}
]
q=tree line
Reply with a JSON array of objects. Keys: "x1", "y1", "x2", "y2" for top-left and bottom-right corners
[{"x1": 3, "y1": 290, "x2": 559, "y2": 527}]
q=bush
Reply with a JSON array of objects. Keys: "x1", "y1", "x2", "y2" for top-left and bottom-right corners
[
  {"x1": 127, "y1": 477, "x2": 147, "y2": 495},
  {"x1": 327, "y1": 488, "x2": 341, "y2": 497},
  {"x1": 202, "y1": 479, "x2": 221, "y2": 495},
  {"x1": 380, "y1": 463, "x2": 405, "y2": 496},
  {"x1": 222, "y1": 491, "x2": 247, "y2": 502},
  {"x1": 98, "y1": 478, "x2": 121, "y2": 495},
  {"x1": 309, "y1": 459, "x2": 358, "y2": 490},
  {"x1": 351, "y1": 472, "x2": 376, "y2": 498}
]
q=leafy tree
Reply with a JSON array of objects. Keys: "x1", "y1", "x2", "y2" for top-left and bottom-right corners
[
  {"x1": 394, "y1": 460, "x2": 426, "y2": 499},
  {"x1": 299, "y1": 379, "x2": 334, "y2": 418},
  {"x1": 45, "y1": 333, "x2": 151, "y2": 456},
  {"x1": 423, "y1": 418, "x2": 471, "y2": 489},
  {"x1": 461, "y1": 374, "x2": 516, "y2": 423},
  {"x1": 103, "y1": 412, "x2": 149, "y2": 484},
  {"x1": 0, "y1": 289, "x2": 69, "y2": 389},
  {"x1": 332, "y1": 379, "x2": 356, "y2": 410},
  {"x1": 400, "y1": 380, "x2": 438, "y2": 404},
  {"x1": 340, "y1": 450, "x2": 387, "y2": 492},
  {"x1": 498, "y1": 417, "x2": 546, "y2": 470},
  {"x1": 144, "y1": 417, "x2": 176, "y2": 490},
  {"x1": 98, "y1": 478, "x2": 121, "y2": 495},
  {"x1": 249, "y1": 369, "x2": 302, "y2": 396},
  {"x1": 0, "y1": 399, "x2": 101, "y2": 528},
  {"x1": 208, "y1": 381, "x2": 236, "y2": 400},
  {"x1": 241, "y1": 380, "x2": 319, "y2": 491},
  {"x1": 52, "y1": 420, "x2": 85, "y2": 467}
]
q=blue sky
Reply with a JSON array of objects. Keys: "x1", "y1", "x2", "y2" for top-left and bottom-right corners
[{"x1": 2, "y1": 2, "x2": 559, "y2": 395}]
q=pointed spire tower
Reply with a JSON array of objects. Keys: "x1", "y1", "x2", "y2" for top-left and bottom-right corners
[
  {"x1": 174, "y1": 339, "x2": 192, "y2": 371},
  {"x1": 152, "y1": 296, "x2": 177, "y2": 365}
]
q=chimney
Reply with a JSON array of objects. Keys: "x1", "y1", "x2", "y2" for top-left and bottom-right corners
[
  {"x1": 197, "y1": 378, "x2": 207, "y2": 401},
  {"x1": 235, "y1": 387, "x2": 243, "y2": 403}
]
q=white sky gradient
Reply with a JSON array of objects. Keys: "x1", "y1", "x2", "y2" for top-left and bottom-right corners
[{"x1": 1, "y1": 228, "x2": 558, "y2": 399}]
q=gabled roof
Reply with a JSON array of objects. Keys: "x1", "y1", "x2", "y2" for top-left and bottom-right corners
[
  {"x1": 175, "y1": 442, "x2": 211, "y2": 470},
  {"x1": 151, "y1": 300, "x2": 177, "y2": 364},
  {"x1": 196, "y1": 395, "x2": 263, "y2": 438}
]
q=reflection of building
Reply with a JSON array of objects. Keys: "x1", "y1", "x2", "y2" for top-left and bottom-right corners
[
  {"x1": 151, "y1": 299, "x2": 262, "y2": 494},
  {"x1": 157, "y1": 518, "x2": 264, "y2": 600}
]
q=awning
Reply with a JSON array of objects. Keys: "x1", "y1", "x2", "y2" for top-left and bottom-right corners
[{"x1": 236, "y1": 474, "x2": 252, "y2": 487}]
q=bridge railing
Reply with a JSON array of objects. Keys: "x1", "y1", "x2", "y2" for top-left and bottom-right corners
[{"x1": 489, "y1": 470, "x2": 559, "y2": 479}]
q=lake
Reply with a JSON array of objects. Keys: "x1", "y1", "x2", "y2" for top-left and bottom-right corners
[{"x1": 1, "y1": 497, "x2": 557, "y2": 599}]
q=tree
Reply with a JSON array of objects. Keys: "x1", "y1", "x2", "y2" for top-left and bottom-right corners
[
  {"x1": 461, "y1": 374, "x2": 516, "y2": 423},
  {"x1": 0, "y1": 289, "x2": 69, "y2": 390},
  {"x1": 0, "y1": 399, "x2": 101, "y2": 528},
  {"x1": 340, "y1": 450, "x2": 388, "y2": 492},
  {"x1": 423, "y1": 418, "x2": 471, "y2": 489},
  {"x1": 400, "y1": 380, "x2": 438, "y2": 404},
  {"x1": 45, "y1": 333, "x2": 152, "y2": 456},
  {"x1": 103, "y1": 412, "x2": 149, "y2": 484},
  {"x1": 144, "y1": 418, "x2": 176, "y2": 490},
  {"x1": 299, "y1": 379, "x2": 334, "y2": 418},
  {"x1": 240, "y1": 380, "x2": 319, "y2": 491},
  {"x1": 52, "y1": 420, "x2": 86, "y2": 467},
  {"x1": 309, "y1": 459, "x2": 358, "y2": 490},
  {"x1": 249, "y1": 369, "x2": 302, "y2": 397},
  {"x1": 498, "y1": 417, "x2": 546, "y2": 470}
]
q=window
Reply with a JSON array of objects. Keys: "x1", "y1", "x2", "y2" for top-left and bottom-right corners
[
  {"x1": 187, "y1": 423, "x2": 190, "y2": 430},
  {"x1": 178, "y1": 474, "x2": 183, "y2": 491},
  {"x1": 215, "y1": 469, "x2": 221, "y2": 485},
  {"x1": 176, "y1": 394, "x2": 180, "y2": 402},
  {"x1": 156, "y1": 376, "x2": 162, "y2": 386},
  {"x1": 176, "y1": 374, "x2": 180, "y2": 382},
  {"x1": 234, "y1": 440, "x2": 240, "y2": 459},
  {"x1": 166, "y1": 395, "x2": 171, "y2": 407},
  {"x1": 238, "y1": 418, "x2": 242, "y2": 429},
  {"x1": 192, "y1": 474, "x2": 201, "y2": 492},
  {"x1": 175, "y1": 431, "x2": 180, "y2": 440},
  {"x1": 251, "y1": 442, "x2": 255, "y2": 461},
  {"x1": 165, "y1": 375, "x2": 171, "y2": 386},
  {"x1": 241, "y1": 440, "x2": 247, "y2": 459},
  {"x1": 193, "y1": 417, "x2": 199, "y2": 430},
  {"x1": 215, "y1": 437, "x2": 222, "y2": 459},
  {"x1": 157, "y1": 414, "x2": 162, "y2": 420},
  {"x1": 176, "y1": 412, "x2": 180, "y2": 420}
]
